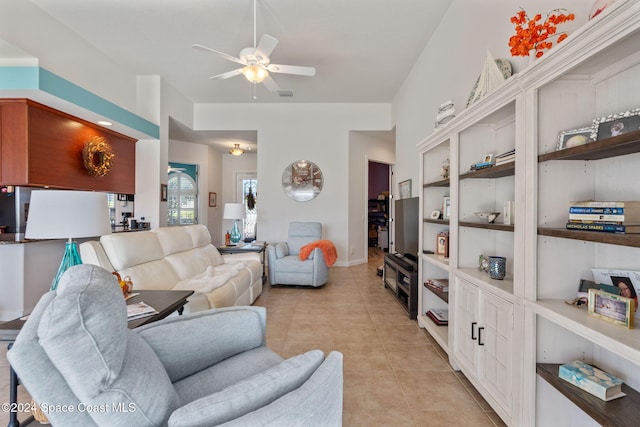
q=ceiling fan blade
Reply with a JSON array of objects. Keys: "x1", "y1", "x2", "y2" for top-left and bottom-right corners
[
  {"x1": 209, "y1": 69, "x2": 243, "y2": 80},
  {"x1": 267, "y1": 64, "x2": 316, "y2": 77},
  {"x1": 256, "y1": 34, "x2": 278, "y2": 58},
  {"x1": 192, "y1": 44, "x2": 246, "y2": 65},
  {"x1": 262, "y1": 75, "x2": 281, "y2": 93}
]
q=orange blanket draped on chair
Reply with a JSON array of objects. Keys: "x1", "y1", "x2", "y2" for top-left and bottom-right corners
[{"x1": 299, "y1": 240, "x2": 338, "y2": 267}]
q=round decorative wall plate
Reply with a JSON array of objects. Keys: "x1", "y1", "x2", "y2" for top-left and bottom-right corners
[{"x1": 282, "y1": 160, "x2": 323, "y2": 202}]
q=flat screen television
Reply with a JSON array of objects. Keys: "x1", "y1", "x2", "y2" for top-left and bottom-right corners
[{"x1": 394, "y1": 197, "x2": 419, "y2": 262}]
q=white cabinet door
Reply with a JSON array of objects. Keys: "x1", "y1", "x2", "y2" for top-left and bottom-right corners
[
  {"x1": 479, "y1": 291, "x2": 513, "y2": 415},
  {"x1": 453, "y1": 278, "x2": 479, "y2": 373}
]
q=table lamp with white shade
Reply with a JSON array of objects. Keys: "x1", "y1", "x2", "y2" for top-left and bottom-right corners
[
  {"x1": 25, "y1": 190, "x2": 112, "y2": 290},
  {"x1": 223, "y1": 203, "x2": 246, "y2": 244}
]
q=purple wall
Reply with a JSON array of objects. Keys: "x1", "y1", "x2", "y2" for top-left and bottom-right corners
[{"x1": 368, "y1": 161, "x2": 389, "y2": 199}]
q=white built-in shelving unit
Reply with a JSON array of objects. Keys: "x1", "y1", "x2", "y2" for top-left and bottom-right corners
[{"x1": 417, "y1": 2, "x2": 640, "y2": 426}]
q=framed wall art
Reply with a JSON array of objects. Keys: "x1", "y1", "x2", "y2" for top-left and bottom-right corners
[
  {"x1": 160, "y1": 184, "x2": 168, "y2": 202},
  {"x1": 398, "y1": 179, "x2": 411, "y2": 199}
]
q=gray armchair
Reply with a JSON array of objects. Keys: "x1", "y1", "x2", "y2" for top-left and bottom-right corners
[
  {"x1": 7, "y1": 264, "x2": 343, "y2": 427},
  {"x1": 267, "y1": 222, "x2": 330, "y2": 287}
]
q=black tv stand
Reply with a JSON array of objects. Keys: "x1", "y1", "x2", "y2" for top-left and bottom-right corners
[
  {"x1": 389, "y1": 253, "x2": 415, "y2": 271},
  {"x1": 383, "y1": 254, "x2": 418, "y2": 319}
]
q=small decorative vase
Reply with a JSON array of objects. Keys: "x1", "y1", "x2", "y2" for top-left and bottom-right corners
[{"x1": 488, "y1": 256, "x2": 507, "y2": 280}]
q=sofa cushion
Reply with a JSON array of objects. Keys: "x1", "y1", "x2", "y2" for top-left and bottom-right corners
[
  {"x1": 119, "y1": 259, "x2": 181, "y2": 291},
  {"x1": 184, "y1": 224, "x2": 213, "y2": 248},
  {"x1": 100, "y1": 231, "x2": 165, "y2": 271},
  {"x1": 153, "y1": 226, "x2": 195, "y2": 256},
  {"x1": 164, "y1": 250, "x2": 209, "y2": 280},
  {"x1": 275, "y1": 241, "x2": 289, "y2": 258},
  {"x1": 38, "y1": 265, "x2": 127, "y2": 398},
  {"x1": 274, "y1": 256, "x2": 314, "y2": 273},
  {"x1": 190, "y1": 245, "x2": 224, "y2": 268},
  {"x1": 137, "y1": 308, "x2": 267, "y2": 383},
  {"x1": 79, "y1": 240, "x2": 116, "y2": 271},
  {"x1": 168, "y1": 350, "x2": 324, "y2": 427}
]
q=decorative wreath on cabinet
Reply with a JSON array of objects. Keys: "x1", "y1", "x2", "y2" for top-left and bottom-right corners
[{"x1": 82, "y1": 136, "x2": 115, "y2": 177}]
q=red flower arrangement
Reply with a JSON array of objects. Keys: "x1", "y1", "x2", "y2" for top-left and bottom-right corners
[{"x1": 509, "y1": 8, "x2": 575, "y2": 58}]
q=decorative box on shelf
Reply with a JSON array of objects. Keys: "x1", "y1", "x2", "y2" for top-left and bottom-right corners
[{"x1": 559, "y1": 360, "x2": 625, "y2": 402}]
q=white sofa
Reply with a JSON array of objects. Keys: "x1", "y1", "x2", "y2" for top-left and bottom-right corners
[{"x1": 79, "y1": 224, "x2": 262, "y2": 312}]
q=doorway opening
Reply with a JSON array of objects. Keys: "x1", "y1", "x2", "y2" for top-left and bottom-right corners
[
  {"x1": 236, "y1": 173, "x2": 257, "y2": 241},
  {"x1": 367, "y1": 161, "x2": 390, "y2": 256}
]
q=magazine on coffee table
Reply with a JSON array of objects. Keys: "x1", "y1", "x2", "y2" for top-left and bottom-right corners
[{"x1": 127, "y1": 301, "x2": 158, "y2": 320}]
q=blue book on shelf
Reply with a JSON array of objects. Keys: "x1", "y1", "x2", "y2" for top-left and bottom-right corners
[
  {"x1": 558, "y1": 360, "x2": 625, "y2": 401},
  {"x1": 566, "y1": 222, "x2": 626, "y2": 233},
  {"x1": 473, "y1": 161, "x2": 493, "y2": 168}
]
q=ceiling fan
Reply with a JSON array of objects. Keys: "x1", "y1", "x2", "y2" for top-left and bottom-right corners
[{"x1": 192, "y1": 0, "x2": 316, "y2": 97}]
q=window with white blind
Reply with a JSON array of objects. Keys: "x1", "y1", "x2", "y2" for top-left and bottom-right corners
[{"x1": 168, "y1": 163, "x2": 198, "y2": 225}]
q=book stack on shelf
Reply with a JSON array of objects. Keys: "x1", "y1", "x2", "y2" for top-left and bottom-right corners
[
  {"x1": 426, "y1": 308, "x2": 448, "y2": 326},
  {"x1": 495, "y1": 149, "x2": 515, "y2": 165},
  {"x1": 424, "y1": 279, "x2": 449, "y2": 294},
  {"x1": 559, "y1": 360, "x2": 626, "y2": 402},
  {"x1": 565, "y1": 201, "x2": 640, "y2": 234}
]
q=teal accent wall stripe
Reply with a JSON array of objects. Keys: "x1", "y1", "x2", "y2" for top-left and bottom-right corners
[
  {"x1": 39, "y1": 69, "x2": 159, "y2": 138},
  {"x1": 0, "y1": 66, "x2": 39, "y2": 89},
  {"x1": 0, "y1": 66, "x2": 159, "y2": 138}
]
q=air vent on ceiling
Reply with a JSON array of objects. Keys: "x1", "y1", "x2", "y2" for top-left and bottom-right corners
[{"x1": 278, "y1": 90, "x2": 294, "y2": 97}]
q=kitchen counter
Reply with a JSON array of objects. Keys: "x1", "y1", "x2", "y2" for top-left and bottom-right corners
[{"x1": 0, "y1": 234, "x2": 47, "y2": 245}]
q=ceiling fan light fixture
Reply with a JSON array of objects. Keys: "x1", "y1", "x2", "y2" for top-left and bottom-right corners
[
  {"x1": 242, "y1": 65, "x2": 268, "y2": 83},
  {"x1": 229, "y1": 143, "x2": 245, "y2": 156}
]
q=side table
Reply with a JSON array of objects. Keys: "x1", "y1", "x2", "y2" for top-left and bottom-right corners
[
  {"x1": 1, "y1": 289, "x2": 193, "y2": 427},
  {"x1": 218, "y1": 242, "x2": 267, "y2": 283}
]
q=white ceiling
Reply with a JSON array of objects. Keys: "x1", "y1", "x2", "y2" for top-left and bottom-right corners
[{"x1": 23, "y1": 0, "x2": 452, "y2": 150}]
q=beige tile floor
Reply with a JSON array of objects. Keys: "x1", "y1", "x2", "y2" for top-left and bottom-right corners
[{"x1": 0, "y1": 248, "x2": 506, "y2": 426}]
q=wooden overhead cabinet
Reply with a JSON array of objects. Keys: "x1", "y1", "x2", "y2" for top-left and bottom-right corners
[{"x1": 0, "y1": 99, "x2": 136, "y2": 193}]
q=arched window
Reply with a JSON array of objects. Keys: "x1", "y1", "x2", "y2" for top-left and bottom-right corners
[{"x1": 168, "y1": 167, "x2": 198, "y2": 225}]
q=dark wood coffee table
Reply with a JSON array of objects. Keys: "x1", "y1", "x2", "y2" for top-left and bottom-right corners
[
  {"x1": 125, "y1": 289, "x2": 194, "y2": 329},
  {"x1": 1, "y1": 289, "x2": 194, "y2": 427}
]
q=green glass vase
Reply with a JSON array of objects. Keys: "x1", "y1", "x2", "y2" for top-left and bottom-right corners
[{"x1": 230, "y1": 220, "x2": 242, "y2": 244}]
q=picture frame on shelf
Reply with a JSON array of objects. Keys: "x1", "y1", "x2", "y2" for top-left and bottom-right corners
[
  {"x1": 208, "y1": 192, "x2": 217, "y2": 207},
  {"x1": 430, "y1": 210, "x2": 441, "y2": 220},
  {"x1": 436, "y1": 232, "x2": 449, "y2": 258},
  {"x1": 556, "y1": 127, "x2": 593, "y2": 150},
  {"x1": 587, "y1": 289, "x2": 634, "y2": 329},
  {"x1": 592, "y1": 268, "x2": 640, "y2": 312},
  {"x1": 483, "y1": 153, "x2": 494, "y2": 163},
  {"x1": 442, "y1": 196, "x2": 451, "y2": 220},
  {"x1": 593, "y1": 108, "x2": 640, "y2": 140},
  {"x1": 399, "y1": 179, "x2": 412, "y2": 199}
]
